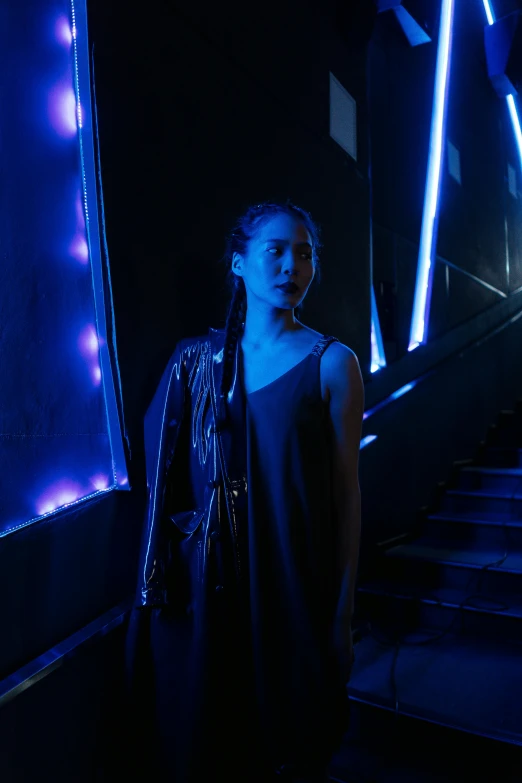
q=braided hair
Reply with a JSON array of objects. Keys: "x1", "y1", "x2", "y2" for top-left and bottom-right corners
[{"x1": 218, "y1": 200, "x2": 323, "y2": 427}]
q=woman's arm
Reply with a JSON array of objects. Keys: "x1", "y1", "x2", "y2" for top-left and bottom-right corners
[{"x1": 323, "y1": 343, "x2": 365, "y2": 678}]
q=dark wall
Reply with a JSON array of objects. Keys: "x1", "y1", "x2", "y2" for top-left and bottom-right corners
[{"x1": 90, "y1": 0, "x2": 372, "y2": 438}]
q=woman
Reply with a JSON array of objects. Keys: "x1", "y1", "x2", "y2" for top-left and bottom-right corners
[{"x1": 127, "y1": 201, "x2": 364, "y2": 783}]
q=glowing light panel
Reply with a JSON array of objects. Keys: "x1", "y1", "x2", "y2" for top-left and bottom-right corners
[
  {"x1": 409, "y1": 0, "x2": 455, "y2": 351},
  {"x1": 0, "y1": 0, "x2": 129, "y2": 537}
]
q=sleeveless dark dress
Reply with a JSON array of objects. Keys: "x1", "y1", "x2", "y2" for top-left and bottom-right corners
[
  {"x1": 148, "y1": 334, "x2": 350, "y2": 782},
  {"x1": 237, "y1": 334, "x2": 350, "y2": 772}
]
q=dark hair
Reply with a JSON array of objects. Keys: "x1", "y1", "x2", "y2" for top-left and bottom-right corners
[{"x1": 218, "y1": 200, "x2": 323, "y2": 426}]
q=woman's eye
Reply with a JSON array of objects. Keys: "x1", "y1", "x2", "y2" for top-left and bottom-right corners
[{"x1": 267, "y1": 248, "x2": 312, "y2": 260}]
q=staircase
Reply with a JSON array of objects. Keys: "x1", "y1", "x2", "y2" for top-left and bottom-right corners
[{"x1": 333, "y1": 400, "x2": 522, "y2": 782}]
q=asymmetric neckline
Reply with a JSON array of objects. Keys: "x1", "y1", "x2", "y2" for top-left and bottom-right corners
[{"x1": 243, "y1": 336, "x2": 325, "y2": 397}]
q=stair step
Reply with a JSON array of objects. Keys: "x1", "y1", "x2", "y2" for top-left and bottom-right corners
[
  {"x1": 359, "y1": 581, "x2": 522, "y2": 619},
  {"x1": 385, "y1": 541, "x2": 522, "y2": 571},
  {"x1": 357, "y1": 581, "x2": 522, "y2": 643},
  {"x1": 456, "y1": 466, "x2": 522, "y2": 493},
  {"x1": 422, "y1": 513, "x2": 522, "y2": 550},
  {"x1": 439, "y1": 490, "x2": 522, "y2": 519},
  {"x1": 348, "y1": 632, "x2": 522, "y2": 746},
  {"x1": 348, "y1": 403, "x2": 522, "y2": 754},
  {"x1": 362, "y1": 542, "x2": 522, "y2": 600},
  {"x1": 428, "y1": 511, "x2": 522, "y2": 526}
]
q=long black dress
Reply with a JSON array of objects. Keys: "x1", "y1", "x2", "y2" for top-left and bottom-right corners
[
  {"x1": 147, "y1": 334, "x2": 350, "y2": 782},
  {"x1": 240, "y1": 334, "x2": 350, "y2": 775}
]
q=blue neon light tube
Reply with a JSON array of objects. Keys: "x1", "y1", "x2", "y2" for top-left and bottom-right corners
[{"x1": 409, "y1": 0, "x2": 455, "y2": 351}]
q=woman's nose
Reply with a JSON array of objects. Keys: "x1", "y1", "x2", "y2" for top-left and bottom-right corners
[{"x1": 282, "y1": 255, "x2": 300, "y2": 274}]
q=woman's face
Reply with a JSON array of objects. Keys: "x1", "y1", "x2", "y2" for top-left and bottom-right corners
[{"x1": 232, "y1": 213, "x2": 315, "y2": 310}]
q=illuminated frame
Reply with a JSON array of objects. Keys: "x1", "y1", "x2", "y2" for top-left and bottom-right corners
[
  {"x1": 2, "y1": 0, "x2": 129, "y2": 536},
  {"x1": 408, "y1": 0, "x2": 455, "y2": 351},
  {"x1": 69, "y1": 0, "x2": 128, "y2": 490}
]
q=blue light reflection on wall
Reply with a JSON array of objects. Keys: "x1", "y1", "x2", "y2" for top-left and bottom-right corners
[
  {"x1": 360, "y1": 434, "x2": 378, "y2": 450},
  {"x1": 363, "y1": 380, "x2": 419, "y2": 423},
  {"x1": 409, "y1": 0, "x2": 455, "y2": 351},
  {"x1": 358, "y1": 378, "x2": 425, "y2": 452},
  {"x1": 0, "y1": 0, "x2": 128, "y2": 537}
]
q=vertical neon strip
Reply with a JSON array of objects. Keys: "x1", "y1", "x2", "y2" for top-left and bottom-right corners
[
  {"x1": 506, "y1": 95, "x2": 522, "y2": 171},
  {"x1": 482, "y1": 0, "x2": 494, "y2": 25},
  {"x1": 371, "y1": 284, "x2": 386, "y2": 372},
  {"x1": 408, "y1": 0, "x2": 455, "y2": 350}
]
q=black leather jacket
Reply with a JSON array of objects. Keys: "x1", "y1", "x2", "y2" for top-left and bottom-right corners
[{"x1": 136, "y1": 327, "x2": 245, "y2": 610}]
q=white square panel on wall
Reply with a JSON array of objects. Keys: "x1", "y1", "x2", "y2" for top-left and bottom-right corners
[
  {"x1": 447, "y1": 140, "x2": 461, "y2": 184},
  {"x1": 508, "y1": 163, "x2": 517, "y2": 198},
  {"x1": 329, "y1": 72, "x2": 357, "y2": 161}
]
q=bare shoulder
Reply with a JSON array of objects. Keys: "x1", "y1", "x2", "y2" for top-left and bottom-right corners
[
  {"x1": 322, "y1": 341, "x2": 364, "y2": 403},
  {"x1": 322, "y1": 340, "x2": 360, "y2": 372}
]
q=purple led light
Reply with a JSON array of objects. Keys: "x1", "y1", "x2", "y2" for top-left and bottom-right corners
[
  {"x1": 92, "y1": 365, "x2": 102, "y2": 386},
  {"x1": 75, "y1": 190, "x2": 85, "y2": 229},
  {"x1": 78, "y1": 326, "x2": 103, "y2": 386},
  {"x1": 70, "y1": 233, "x2": 89, "y2": 264},
  {"x1": 55, "y1": 15, "x2": 73, "y2": 48},
  {"x1": 78, "y1": 324, "x2": 99, "y2": 356},
  {"x1": 87, "y1": 332, "x2": 99, "y2": 354},
  {"x1": 36, "y1": 479, "x2": 84, "y2": 516},
  {"x1": 91, "y1": 474, "x2": 109, "y2": 491},
  {"x1": 70, "y1": 191, "x2": 88, "y2": 264},
  {"x1": 48, "y1": 81, "x2": 77, "y2": 138}
]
